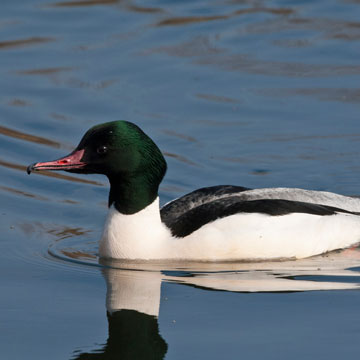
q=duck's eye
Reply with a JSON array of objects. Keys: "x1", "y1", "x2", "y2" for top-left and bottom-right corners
[{"x1": 97, "y1": 145, "x2": 108, "y2": 155}]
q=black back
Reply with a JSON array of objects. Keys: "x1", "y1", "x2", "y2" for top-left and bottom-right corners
[
  {"x1": 161, "y1": 185, "x2": 250, "y2": 226},
  {"x1": 161, "y1": 186, "x2": 358, "y2": 238}
]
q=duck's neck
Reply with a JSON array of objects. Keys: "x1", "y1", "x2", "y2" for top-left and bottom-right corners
[{"x1": 108, "y1": 174, "x2": 159, "y2": 215}]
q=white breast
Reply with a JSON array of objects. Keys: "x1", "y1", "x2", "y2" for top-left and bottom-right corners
[{"x1": 99, "y1": 198, "x2": 171, "y2": 259}]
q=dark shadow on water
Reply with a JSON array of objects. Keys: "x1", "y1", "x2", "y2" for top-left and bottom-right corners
[
  {"x1": 52, "y1": 0, "x2": 119, "y2": 7},
  {"x1": 0, "y1": 37, "x2": 55, "y2": 50},
  {"x1": 16, "y1": 67, "x2": 74, "y2": 76},
  {"x1": 72, "y1": 310, "x2": 167, "y2": 360},
  {"x1": 0, "y1": 125, "x2": 62, "y2": 148},
  {"x1": 0, "y1": 185, "x2": 49, "y2": 201},
  {"x1": 155, "y1": 6, "x2": 294, "y2": 27}
]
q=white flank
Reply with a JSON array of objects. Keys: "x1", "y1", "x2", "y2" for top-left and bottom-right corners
[
  {"x1": 99, "y1": 195, "x2": 360, "y2": 261},
  {"x1": 174, "y1": 212, "x2": 360, "y2": 260}
]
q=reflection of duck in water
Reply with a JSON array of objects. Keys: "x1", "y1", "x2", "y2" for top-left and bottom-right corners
[
  {"x1": 72, "y1": 268, "x2": 167, "y2": 360},
  {"x1": 71, "y1": 256, "x2": 360, "y2": 359},
  {"x1": 28, "y1": 121, "x2": 360, "y2": 260}
]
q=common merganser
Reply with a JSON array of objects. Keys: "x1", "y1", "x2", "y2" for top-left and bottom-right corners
[{"x1": 27, "y1": 121, "x2": 360, "y2": 261}]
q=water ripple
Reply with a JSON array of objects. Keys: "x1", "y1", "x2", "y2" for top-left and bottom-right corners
[
  {"x1": 0, "y1": 37, "x2": 55, "y2": 50},
  {"x1": 0, "y1": 125, "x2": 62, "y2": 148},
  {"x1": 46, "y1": 233, "x2": 360, "y2": 293}
]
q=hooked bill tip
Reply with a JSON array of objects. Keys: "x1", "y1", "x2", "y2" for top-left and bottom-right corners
[{"x1": 27, "y1": 163, "x2": 36, "y2": 175}]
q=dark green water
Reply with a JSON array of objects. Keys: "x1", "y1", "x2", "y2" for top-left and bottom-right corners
[{"x1": 2, "y1": 0, "x2": 360, "y2": 358}]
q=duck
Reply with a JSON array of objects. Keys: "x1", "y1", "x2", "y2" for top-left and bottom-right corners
[{"x1": 27, "y1": 120, "x2": 360, "y2": 261}]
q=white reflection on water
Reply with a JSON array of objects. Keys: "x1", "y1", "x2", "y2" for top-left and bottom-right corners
[
  {"x1": 69, "y1": 250, "x2": 360, "y2": 359},
  {"x1": 49, "y1": 239, "x2": 360, "y2": 297},
  {"x1": 101, "y1": 250, "x2": 360, "y2": 299}
]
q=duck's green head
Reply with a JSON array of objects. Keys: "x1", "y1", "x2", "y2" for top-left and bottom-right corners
[
  {"x1": 73, "y1": 121, "x2": 166, "y2": 177},
  {"x1": 28, "y1": 121, "x2": 167, "y2": 213}
]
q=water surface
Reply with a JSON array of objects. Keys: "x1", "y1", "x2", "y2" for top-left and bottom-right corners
[{"x1": 1, "y1": 0, "x2": 360, "y2": 359}]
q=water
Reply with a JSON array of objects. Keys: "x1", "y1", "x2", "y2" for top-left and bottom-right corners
[{"x1": 1, "y1": 0, "x2": 360, "y2": 358}]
